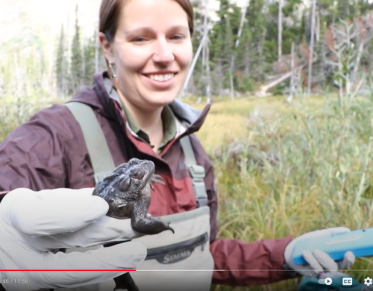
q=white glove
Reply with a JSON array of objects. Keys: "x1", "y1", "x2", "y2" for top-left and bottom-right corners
[
  {"x1": 0, "y1": 188, "x2": 147, "y2": 291},
  {"x1": 284, "y1": 227, "x2": 355, "y2": 277}
]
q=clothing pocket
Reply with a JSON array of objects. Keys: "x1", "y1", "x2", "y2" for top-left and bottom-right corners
[{"x1": 146, "y1": 232, "x2": 208, "y2": 264}]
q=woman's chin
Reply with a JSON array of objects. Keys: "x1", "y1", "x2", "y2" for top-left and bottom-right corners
[{"x1": 143, "y1": 93, "x2": 178, "y2": 107}]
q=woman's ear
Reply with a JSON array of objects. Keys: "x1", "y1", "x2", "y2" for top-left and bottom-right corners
[{"x1": 98, "y1": 32, "x2": 114, "y2": 63}]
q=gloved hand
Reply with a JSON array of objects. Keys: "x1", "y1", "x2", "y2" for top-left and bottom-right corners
[
  {"x1": 0, "y1": 187, "x2": 147, "y2": 291},
  {"x1": 284, "y1": 227, "x2": 355, "y2": 277}
]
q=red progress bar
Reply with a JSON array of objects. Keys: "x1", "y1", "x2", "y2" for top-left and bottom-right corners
[{"x1": 0, "y1": 270, "x2": 136, "y2": 271}]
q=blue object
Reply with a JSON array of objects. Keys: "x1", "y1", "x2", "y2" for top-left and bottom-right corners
[{"x1": 292, "y1": 227, "x2": 373, "y2": 265}]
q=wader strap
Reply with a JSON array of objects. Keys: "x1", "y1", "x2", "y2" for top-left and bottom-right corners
[
  {"x1": 65, "y1": 102, "x2": 116, "y2": 183},
  {"x1": 179, "y1": 136, "x2": 208, "y2": 207}
]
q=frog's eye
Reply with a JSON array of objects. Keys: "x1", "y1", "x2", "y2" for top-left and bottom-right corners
[
  {"x1": 131, "y1": 170, "x2": 145, "y2": 180},
  {"x1": 119, "y1": 177, "x2": 131, "y2": 192}
]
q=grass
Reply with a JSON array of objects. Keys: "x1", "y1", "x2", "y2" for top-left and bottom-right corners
[
  {"x1": 1, "y1": 95, "x2": 373, "y2": 290},
  {"x1": 190, "y1": 95, "x2": 373, "y2": 290}
]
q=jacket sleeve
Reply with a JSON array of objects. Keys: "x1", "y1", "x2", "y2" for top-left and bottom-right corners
[
  {"x1": 192, "y1": 136, "x2": 298, "y2": 286},
  {"x1": 0, "y1": 105, "x2": 88, "y2": 193},
  {"x1": 210, "y1": 234, "x2": 298, "y2": 285}
]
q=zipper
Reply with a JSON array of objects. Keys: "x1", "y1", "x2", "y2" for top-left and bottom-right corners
[{"x1": 145, "y1": 232, "x2": 209, "y2": 264}]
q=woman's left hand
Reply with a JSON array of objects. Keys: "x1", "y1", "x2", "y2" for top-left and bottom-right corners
[{"x1": 284, "y1": 227, "x2": 355, "y2": 277}]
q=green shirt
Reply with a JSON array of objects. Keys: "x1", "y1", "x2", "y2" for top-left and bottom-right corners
[{"x1": 120, "y1": 102, "x2": 177, "y2": 154}]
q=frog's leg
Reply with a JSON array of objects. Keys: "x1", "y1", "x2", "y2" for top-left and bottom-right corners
[{"x1": 131, "y1": 196, "x2": 174, "y2": 235}]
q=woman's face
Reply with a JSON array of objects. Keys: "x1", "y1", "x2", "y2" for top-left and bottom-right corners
[{"x1": 100, "y1": 0, "x2": 193, "y2": 111}]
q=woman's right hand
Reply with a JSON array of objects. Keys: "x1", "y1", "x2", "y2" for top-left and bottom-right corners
[{"x1": 0, "y1": 188, "x2": 147, "y2": 291}]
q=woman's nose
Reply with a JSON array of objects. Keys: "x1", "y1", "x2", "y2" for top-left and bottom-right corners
[{"x1": 152, "y1": 38, "x2": 175, "y2": 64}]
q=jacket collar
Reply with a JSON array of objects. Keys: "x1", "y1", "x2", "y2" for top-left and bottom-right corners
[{"x1": 68, "y1": 71, "x2": 211, "y2": 136}]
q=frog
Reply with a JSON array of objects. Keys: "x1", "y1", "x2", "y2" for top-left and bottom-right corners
[
  {"x1": 92, "y1": 157, "x2": 174, "y2": 234},
  {"x1": 92, "y1": 157, "x2": 174, "y2": 291}
]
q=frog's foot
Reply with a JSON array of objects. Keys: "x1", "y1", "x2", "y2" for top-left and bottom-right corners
[
  {"x1": 158, "y1": 220, "x2": 175, "y2": 234},
  {"x1": 166, "y1": 222, "x2": 175, "y2": 234},
  {"x1": 149, "y1": 174, "x2": 165, "y2": 190},
  {"x1": 145, "y1": 213, "x2": 174, "y2": 233},
  {"x1": 133, "y1": 216, "x2": 174, "y2": 235},
  {"x1": 148, "y1": 217, "x2": 174, "y2": 234}
]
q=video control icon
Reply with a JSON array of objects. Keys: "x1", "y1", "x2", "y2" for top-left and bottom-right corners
[
  {"x1": 325, "y1": 278, "x2": 332, "y2": 285},
  {"x1": 365, "y1": 277, "x2": 373, "y2": 286},
  {"x1": 342, "y1": 278, "x2": 352, "y2": 286},
  {"x1": 318, "y1": 277, "x2": 333, "y2": 285}
]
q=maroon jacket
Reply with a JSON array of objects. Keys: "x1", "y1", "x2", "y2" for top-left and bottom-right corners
[{"x1": 0, "y1": 72, "x2": 296, "y2": 286}]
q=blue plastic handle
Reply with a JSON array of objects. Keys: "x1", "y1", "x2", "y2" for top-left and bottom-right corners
[{"x1": 292, "y1": 227, "x2": 373, "y2": 265}]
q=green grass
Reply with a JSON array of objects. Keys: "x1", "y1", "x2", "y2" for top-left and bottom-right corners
[
  {"x1": 1, "y1": 95, "x2": 373, "y2": 290},
  {"x1": 190, "y1": 95, "x2": 373, "y2": 290}
]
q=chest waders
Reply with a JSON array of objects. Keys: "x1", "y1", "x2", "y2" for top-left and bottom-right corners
[{"x1": 59, "y1": 102, "x2": 214, "y2": 291}]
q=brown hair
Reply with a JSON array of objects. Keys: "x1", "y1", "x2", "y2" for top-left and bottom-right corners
[{"x1": 99, "y1": 0, "x2": 194, "y2": 43}]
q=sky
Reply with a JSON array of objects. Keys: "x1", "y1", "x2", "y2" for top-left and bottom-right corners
[{"x1": 0, "y1": 0, "x2": 101, "y2": 41}]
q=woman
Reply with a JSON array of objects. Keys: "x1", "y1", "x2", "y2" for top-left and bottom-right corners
[{"x1": 0, "y1": 0, "x2": 355, "y2": 291}]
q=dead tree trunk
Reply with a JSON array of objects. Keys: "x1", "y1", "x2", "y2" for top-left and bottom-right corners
[
  {"x1": 181, "y1": 0, "x2": 211, "y2": 98},
  {"x1": 278, "y1": 0, "x2": 283, "y2": 61},
  {"x1": 202, "y1": 0, "x2": 211, "y2": 103},
  {"x1": 307, "y1": 0, "x2": 317, "y2": 95},
  {"x1": 229, "y1": 1, "x2": 249, "y2": 100}
]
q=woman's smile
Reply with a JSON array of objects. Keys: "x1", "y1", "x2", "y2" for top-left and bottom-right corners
[{"x1": 142, "y1": 71, "x2": 178, "y2": 90}]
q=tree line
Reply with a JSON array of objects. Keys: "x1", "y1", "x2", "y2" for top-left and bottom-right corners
[
  {"x1": 189, "y1": 0, "x2": 373, "y2": 98},
  {"x1": 1, "y1": 0, "x2": 373, "y2": 100},
  {"x1": 55, "y1": 6, "x2": 106, "y2": 97}
]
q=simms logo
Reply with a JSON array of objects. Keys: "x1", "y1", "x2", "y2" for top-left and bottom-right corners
[{"x1": 161, "y1": 249, "x2": 193, "y2": 264}]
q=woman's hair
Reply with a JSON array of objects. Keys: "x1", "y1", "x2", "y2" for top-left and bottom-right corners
[{"x1": 99, "y1": 0, "x2": 194, "y2": 42}]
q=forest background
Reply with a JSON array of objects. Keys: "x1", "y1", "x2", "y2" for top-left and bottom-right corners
[
  {"x1": 2, "y1": 0, "x2": 373, "y2": 99},
  {"x1": 2, "y1": 0, "x2": 373, "y2": 290}
]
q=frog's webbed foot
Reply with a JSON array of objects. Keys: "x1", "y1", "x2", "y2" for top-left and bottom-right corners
[
  {"x1": 134, "y1": 217, "x2": 175, "y2": 235},
  {"x1": 150, "y1": 174, "x2": 165, "y2": 190},
  {"x1": 132, "y1": 210, "x2": 175, "y2": 235},
  {"x1": 166, "y1": 222, "x2": 175, "y2": 234}
]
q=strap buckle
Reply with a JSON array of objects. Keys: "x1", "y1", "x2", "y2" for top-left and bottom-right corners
[{"x1": 189, "y1": 165, "x2": 208, "y2": 207}]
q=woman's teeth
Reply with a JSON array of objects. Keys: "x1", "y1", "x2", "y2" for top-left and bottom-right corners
[{"x1": 148, "y1": 74, "x2": 174, "y2": 82}]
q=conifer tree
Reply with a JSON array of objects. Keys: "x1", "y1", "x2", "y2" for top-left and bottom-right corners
[
  {"x1": 247, "y1": 0, "x2": 267, "y2": 80},
  {"x1": 70, "y1": 5, "x2": 83, "y2": 92},
  {"x1": 55, "y1": 24, "x2": 67, "y2": 96},
  {"x1": 82, "y1": 32, "x2": 97, "y2": 85}
]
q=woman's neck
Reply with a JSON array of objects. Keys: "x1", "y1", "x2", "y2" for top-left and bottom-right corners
[{"x1": 117, "y1": 90, "x2": 164, "y2": 152}]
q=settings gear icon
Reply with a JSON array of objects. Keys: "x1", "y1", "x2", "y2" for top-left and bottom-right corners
[{"x1": 364, "y1": 277, "x2": 373, "y2": 286}]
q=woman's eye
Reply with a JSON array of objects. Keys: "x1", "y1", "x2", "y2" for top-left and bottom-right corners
[
  {"x1": 133, "y1": 37, "x2": 146, "y2": 42},
  {"x1": 170, "y1": 34, "x2": 184, "y2": 40}
]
